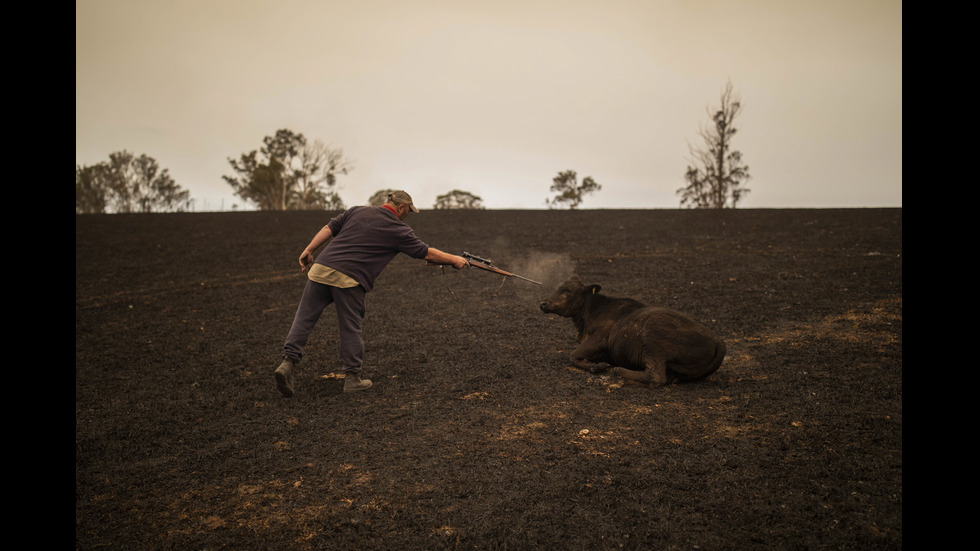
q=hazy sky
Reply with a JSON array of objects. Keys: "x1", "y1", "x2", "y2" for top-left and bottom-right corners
[{"x1": 76, "y1": 0, "x2": 902, "y2": 211}]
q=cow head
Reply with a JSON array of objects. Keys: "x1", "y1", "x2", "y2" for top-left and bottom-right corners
[{"x1": 539, "y1": 275, "x2": 601, "y2": 317}]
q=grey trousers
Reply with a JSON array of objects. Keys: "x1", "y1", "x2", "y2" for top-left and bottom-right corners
[{"x1": 283, "y1": 280, "x2": 366, "y2": 374}]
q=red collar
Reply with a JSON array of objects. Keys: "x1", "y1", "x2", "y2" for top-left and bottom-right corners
[{"x1": 382, "y1": 204, "x2": 398, "y2": 216}]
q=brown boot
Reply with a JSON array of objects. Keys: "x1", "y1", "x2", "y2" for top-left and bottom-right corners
[
  {"x1": 275, "y1": 357, "x2": 296, "y2": 397},
  {"x1": 343, "y1": 372, "x2": 373, "y2": 392}
]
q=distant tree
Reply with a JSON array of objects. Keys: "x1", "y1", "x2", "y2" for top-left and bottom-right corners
[
  {"x1": 75, "y1": 164, "x2": 108, "y2": 214},
  {"x1": 75, "y1": 151, "x2": 191, "y2": 214},
  {"x1": 295, "y1": 139, "x2": 348, "y2": 210},
  {"x1": 367, "y1": 189, "x2": 397, "y2": 206},
  {"x1": 546, "y1": 170, "x2": 601, "y2": 209},
  {"x1": 433, "y1": 189, "x2": 485, "y2": 209},
  {"x1": 677, "y1": 80, "x2": 751, "y2": 208},
  {"x1": 223, "y1": 129, "x2": 351, "y2": 210}
]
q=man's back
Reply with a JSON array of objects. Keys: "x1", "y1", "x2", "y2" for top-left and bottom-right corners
[{"x1": 316, "y1": 206, "x2": 429, "y2": 292}]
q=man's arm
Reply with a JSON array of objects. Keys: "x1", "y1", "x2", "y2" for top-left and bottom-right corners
[
  {"x1": 299, "y1": 225, "x2": 333, "y2": 272},
  {"x1": 425, "y1": 248, "x2": 469, "y2": 269}
]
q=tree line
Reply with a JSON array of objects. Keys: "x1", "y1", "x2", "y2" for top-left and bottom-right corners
[
  {"x1": 76, "y1": 82, "x2": 749, "y2": 213},
  {"x1": 75, "y1": 151, "x2": 192, "y2": 214}
]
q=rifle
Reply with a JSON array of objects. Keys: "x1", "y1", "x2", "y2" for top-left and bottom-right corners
[{"x1": 428, "y1": 251, "x2": 542, "y2": 285}]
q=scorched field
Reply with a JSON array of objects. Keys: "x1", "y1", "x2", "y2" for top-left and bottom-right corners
[{"x1": 75, "y1": 208, "x2": 902, "y2": 550}]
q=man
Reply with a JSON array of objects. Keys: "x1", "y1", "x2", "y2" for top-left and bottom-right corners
[{"x1": 274, "y1": 190, "x2": 468, "y2": 397}]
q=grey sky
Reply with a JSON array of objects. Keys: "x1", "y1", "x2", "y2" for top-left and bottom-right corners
[{"x1": 76, "y1": 0, "x2": 902, "y2": 210}]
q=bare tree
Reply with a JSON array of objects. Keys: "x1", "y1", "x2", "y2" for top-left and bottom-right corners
[
  {"x1": 678, "y1": 80, "x2": 751, "y2": 208},
  {"x1": 546, "y1": 170, "x2": 601, "y2": 209},
  {"x1": 433, "y1": 189, "x2": 485, "y2": 209},
  {"x1": 295, "y1": 140, "x2": 351, "y2": 210}
]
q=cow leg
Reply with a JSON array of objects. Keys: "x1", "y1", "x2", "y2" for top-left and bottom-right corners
[
  {"x1": 569, "y1": 338, "x2": 609, "y2": 373},
  {"x1": 613, "y1": 358, "x2": 669, "y2": 386}
]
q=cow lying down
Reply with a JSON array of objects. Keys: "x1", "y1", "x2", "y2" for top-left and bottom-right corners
[{"x1": 540, "y1": 275, "x2": 726, "y2": 385}]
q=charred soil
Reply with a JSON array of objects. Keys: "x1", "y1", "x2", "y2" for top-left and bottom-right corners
[{"x1": 76, "y1": 208, "x2": 902, "y2": 550}]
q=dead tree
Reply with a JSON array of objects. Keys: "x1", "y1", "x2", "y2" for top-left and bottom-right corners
[{"x1": 678, "y1": 81, "x2": 751, "y2": 208}]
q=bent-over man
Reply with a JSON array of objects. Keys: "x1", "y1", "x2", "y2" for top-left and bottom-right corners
[{"x1": 275, "y1": 190, "x2": 468, "y2": 396}]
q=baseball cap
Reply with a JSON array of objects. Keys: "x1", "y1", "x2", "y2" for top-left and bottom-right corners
[{"x1": 388, "y1": 190, "x2": 419, "y2": 213}]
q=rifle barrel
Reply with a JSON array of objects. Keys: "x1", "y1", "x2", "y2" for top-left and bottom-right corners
[{"x1": 511, "y1": 273, "x2": 542, "y2": 285}]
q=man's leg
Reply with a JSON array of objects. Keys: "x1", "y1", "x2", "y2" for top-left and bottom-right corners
[
  {"x1": 332, "y1": 285, "x2": 372, "y2": 391},
  {"x1": 283, "y1": 280, "x2": 335, "y2": 362},
  {"x1": 277, "y1": 280, "x2": 334, "y2": 397}
]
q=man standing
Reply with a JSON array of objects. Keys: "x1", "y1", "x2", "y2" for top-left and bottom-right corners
[{"x1": 274, "y1": 190, "x2": 468, "y2": 397}]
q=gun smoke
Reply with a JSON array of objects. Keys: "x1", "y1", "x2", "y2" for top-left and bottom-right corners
[{"x1": 508, "y1": 251, "x2": 575, "y2": 297}]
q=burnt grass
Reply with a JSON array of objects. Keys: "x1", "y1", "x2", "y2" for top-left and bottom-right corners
[{"x1": 76, "y1": 208, "x2": 902, "y2": 550}]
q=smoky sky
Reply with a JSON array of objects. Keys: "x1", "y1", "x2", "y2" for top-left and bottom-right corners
[{"x1": 76, "y1": 0, "x2": 902, "y2": 210}]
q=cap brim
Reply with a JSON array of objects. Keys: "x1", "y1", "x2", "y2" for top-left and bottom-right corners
[{"x1": 410, "y1": 205, "x2": 419, "y2": 213}]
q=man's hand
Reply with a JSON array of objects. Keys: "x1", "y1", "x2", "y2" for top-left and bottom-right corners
[
  {"x1": 299, "y1": 250, "x2": 315, "y2": 272},
  {"x1": 298, "y1": 225, "x2": 333, "y2": 272},
  {"x1": 425, "y1": 248, "x2": 470, "y2": 269}
]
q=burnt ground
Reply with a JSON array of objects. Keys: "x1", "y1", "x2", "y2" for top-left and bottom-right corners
[{"x1": 75, "y1": 208, "x2": 902, "y2": 550}]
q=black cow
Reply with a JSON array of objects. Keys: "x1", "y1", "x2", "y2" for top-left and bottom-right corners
[{"x1": 540, "y1": 275, "x2": 726, "y2": 385}]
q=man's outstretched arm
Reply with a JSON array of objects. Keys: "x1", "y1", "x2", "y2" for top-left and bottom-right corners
[{"x1": 425, "y1": 248, "x2": 469, "y2": 269}]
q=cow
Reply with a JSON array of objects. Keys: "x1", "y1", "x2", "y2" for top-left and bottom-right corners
[{"x1": 539, "y1": 275, "x2": 726, "y2": 386}]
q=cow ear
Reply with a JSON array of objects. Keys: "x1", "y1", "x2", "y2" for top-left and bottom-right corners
[{"x1": 588, "y1": 284, "x2": 601, "y2": 295}]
